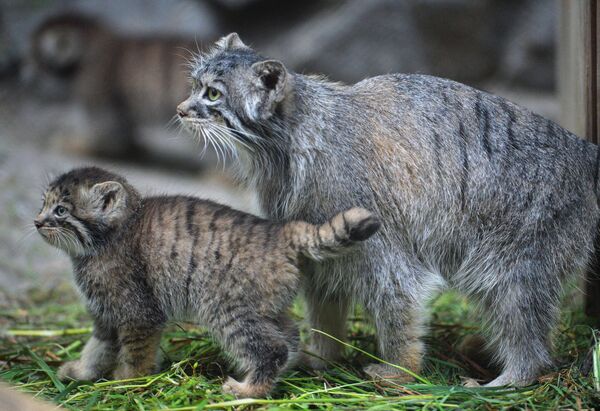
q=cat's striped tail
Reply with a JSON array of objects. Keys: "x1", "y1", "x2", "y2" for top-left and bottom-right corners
[{"x1": 286, "y1": 208, "x2": 380, "y2": 261}]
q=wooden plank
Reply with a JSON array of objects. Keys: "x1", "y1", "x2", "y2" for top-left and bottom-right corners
[
  {"x1": 558, "y1": 0, "x2": 600, "y2": 321},
  {"x1": 589, "y1": 0, "x2": 600, "y2": 322},
  {"x1": 558, "y1": 0, "x2": 593, "y2": 140}
]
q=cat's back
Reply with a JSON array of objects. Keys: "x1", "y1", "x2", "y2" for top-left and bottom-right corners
[
  {"x1": 133, "y1": 195, "x2": 297, "y2": 319},
  {"x1": 134, "y1": 195, "x2": 285, "y2": 277},
  {"x1": 352, "y1": 73, "x2": 587, "y2": 157},
  {"x1": 350, "y1": 73, "x2": 595, "y2": 192},
  {"x1": 341, "y1": 73, "x2": 600, "y2": 236}
]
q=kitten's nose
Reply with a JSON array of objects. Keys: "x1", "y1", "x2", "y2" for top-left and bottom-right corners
[{"x1": 34, "y1": 219, "x2": 43, "y2": 229}]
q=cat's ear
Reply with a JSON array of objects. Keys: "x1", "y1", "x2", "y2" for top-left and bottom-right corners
[
  {"x1": 216, "y1": 32, "x2": 247, "y2": 50},
  {"x1": 90, "y1": 181, "x2": 127, "y2": 220},
  {"x1": 250, "y1": 60, "x2": 288, "y2": 119},
  {"x1": 252, "y1": 60, "x2": 287, "y2": 94}
]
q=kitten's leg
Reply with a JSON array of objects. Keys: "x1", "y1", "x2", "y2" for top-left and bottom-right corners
[
  {"x1": 221, "y1": 321, "x2": 290, "y2": 398},
  {"x1": 479, "y1": 261, "x2": 557, "y2": 387},
  {"x1": 57, "y1": 325, "x2": 118, "y2": 381},
  {"x1": 363, "y1": 265, "x2": 438, "y2": 383},
  {"x1": 277, "y1": 314, "x2": 301, "y2": 370},
  {"x1": 302, "y1": 289, "x2": 350, "y2": 370},
  {"x1": 113, "y1": 327, "x2": 163, "y2": 380}
]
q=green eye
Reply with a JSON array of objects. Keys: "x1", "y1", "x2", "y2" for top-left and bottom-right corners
[{"x1": 206, "y1": 87, "x2": 221, "y2": 101}]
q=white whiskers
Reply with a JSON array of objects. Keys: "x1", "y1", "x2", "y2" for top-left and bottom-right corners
[{"x1": 179, "y1": 117, "x2": 259, "y2": 170}]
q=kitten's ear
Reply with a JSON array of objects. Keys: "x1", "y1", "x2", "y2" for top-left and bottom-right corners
[
  {"x1": 216, "y1": 32, "x2": 247, "y2": 50},
  {"x1": 90, "y1": 181, "x2": 127, "y2": 220}
]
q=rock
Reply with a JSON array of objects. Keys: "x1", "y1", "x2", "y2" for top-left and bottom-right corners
[
  {"x1": 265, "y1": 0, "x2": 506, "y2": 84},
  {"x1": 265, "y1": 0, "x2": 427, "y2": 83}
]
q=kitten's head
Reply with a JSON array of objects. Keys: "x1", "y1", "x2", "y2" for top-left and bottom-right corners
[
  {"x1": 35, "y1": 167, "x2": 139, "y2": 256},
  {"x1": 177, "y1": 33, "x2": 291, "y2": 153}
]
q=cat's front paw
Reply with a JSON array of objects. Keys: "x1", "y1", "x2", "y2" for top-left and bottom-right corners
[
  {"x1": 363, "y1": 363, "x2": 415, "y2": 384},
  {"x1": 57, "y1": 360, "x2": 99, "y2": 381},
  {"x1": 221, "y1": 376, "x2": 272, "y2": 398},
  {"x1": 296, "y1": 347, "x2": 334, "y2": 371}
]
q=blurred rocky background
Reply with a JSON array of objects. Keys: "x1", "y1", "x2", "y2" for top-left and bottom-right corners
[{"x1": 0, "y1": 0, "x2": 557, "y2": 304}]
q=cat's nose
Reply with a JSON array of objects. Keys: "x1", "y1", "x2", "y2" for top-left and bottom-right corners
[
  {"x1": 177, "y1": 101, "x2": 195, "y2": 118},
  {"x1": 177, "y1": 104, "x2": 188, "y2": 118},
  {"x1": 34, "y1": 219, "x2": 43, "y2": 229}
]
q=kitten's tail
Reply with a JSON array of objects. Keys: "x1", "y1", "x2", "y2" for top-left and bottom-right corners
[{"x1": 286, "y1": 208, "x2": 380, "y2": 261}]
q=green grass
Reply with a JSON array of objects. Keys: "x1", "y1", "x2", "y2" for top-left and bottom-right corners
[{"x1": 1, "y1": 286, "x2": 599, "y2": 410}]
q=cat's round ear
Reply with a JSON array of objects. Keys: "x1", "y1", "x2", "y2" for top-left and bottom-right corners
[
  {"x1": 216, "y1": 33, "x2": 247, "y2": 50},
  {"x1": 90, "y1": 181, "x2": 127, "y2": 218},
  {"x1": 251, "y1": 60, "x2": 287, "y2": 100}
]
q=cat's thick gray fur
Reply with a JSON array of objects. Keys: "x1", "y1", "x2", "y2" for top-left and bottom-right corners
[{"x1": 178, "y1": 33, "x2": 600, "y2": 386}]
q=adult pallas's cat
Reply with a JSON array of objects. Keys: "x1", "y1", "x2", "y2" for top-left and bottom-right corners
[
  {"x1": 178, "y1": 33, "x2": 600, "y2": 386},
  {"x1": 35, "y1": 166, "x2": 380, "y2": 397}
]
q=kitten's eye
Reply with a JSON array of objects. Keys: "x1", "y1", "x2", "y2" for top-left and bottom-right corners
[
  {"x1": 206, "y1": 87, "x2": 221, "y2": 101},
  {"x1": 54, "y1": 205, "x2": 67, "y2": 217}
]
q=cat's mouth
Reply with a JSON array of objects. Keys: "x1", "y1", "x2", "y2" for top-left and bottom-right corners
[
  {"x1": 182, "y1": 116, "x2": 224, "y2": 133},
  {"x1": 38, "y1": 226, "x2": 85, "y2": 255},
  {"x1": 37, "y1": 226, "x2": 54, "y2": 237},
  {"x1": 186, "y1": 118, "x2": 214, "y2": 125},
  {"x1": 181, "y1": 115, "x2": 257, "y2": 161},
  {"x1": 37, "y1": 226, "x2": 60, "y2": 245}
]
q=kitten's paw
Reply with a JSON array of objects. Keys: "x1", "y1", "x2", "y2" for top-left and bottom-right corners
[
  {"x1": 221, "y1": 376, "x2": 272, "y2": 398},
  {"x1": 113, "y1": 364, "x2": 137, "y2": 380},
  {"x1": 57, "y1": 360, "x2": 98, "y2": 381},
  {"x1": 363, "y1": 363, "x2": 415, "y2": 385}
]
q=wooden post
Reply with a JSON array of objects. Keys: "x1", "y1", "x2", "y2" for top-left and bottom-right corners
[{"x1": 558, "y1": 0, "x2": 600, "y2": 320}]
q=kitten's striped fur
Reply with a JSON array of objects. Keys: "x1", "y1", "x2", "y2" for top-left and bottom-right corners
[{"x1": 35, "y1": 167, "x2": 380, "y2": 398}]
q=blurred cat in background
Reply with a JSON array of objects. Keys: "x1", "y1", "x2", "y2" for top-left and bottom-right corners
[{"x1": 27, "y1": 13, "x2": 202, "y2": 159}]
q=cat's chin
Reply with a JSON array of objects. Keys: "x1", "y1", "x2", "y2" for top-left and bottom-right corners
[{"x1": 40, "y1": 232, "x2": 85, "y2": 256}]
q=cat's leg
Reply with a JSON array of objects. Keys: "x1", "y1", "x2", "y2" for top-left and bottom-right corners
[
  {"x1": 302, "y1": 288, "x2": 350, "y2": 370},
  {"x1": 478, "y1": 260, "x2": 558, "y2": 387},
  {"x1": 221, "y1": 320, "x2": 290, "y2": 398},
  {"x1": 276, "y1": 314, "x2": 301, "y2": 370},
  {"x1": 57, "y1": 324, "x2": 118, "y2": 381},
  {"x1": 363, "y1": 263, "x2": 439, "y2": 383},
  {"x1": 113, "y1": 326, "x2": 164, "y2": 380}
]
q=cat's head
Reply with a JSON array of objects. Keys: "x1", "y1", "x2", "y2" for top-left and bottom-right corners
[
  {"x1": 31, "y1": 13, "x2": 99, "y2": 78},
  {"x1": 35, "y1": 167, "x2": 139, "y2": 256},
  {"x1": 177, "y1": 33, "x2": 291, "y2": 152}
]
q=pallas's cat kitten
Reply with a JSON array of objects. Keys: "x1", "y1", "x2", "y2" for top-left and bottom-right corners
[{"x1": 34, "y1": 167, "x2": 380, "y2": 398}]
